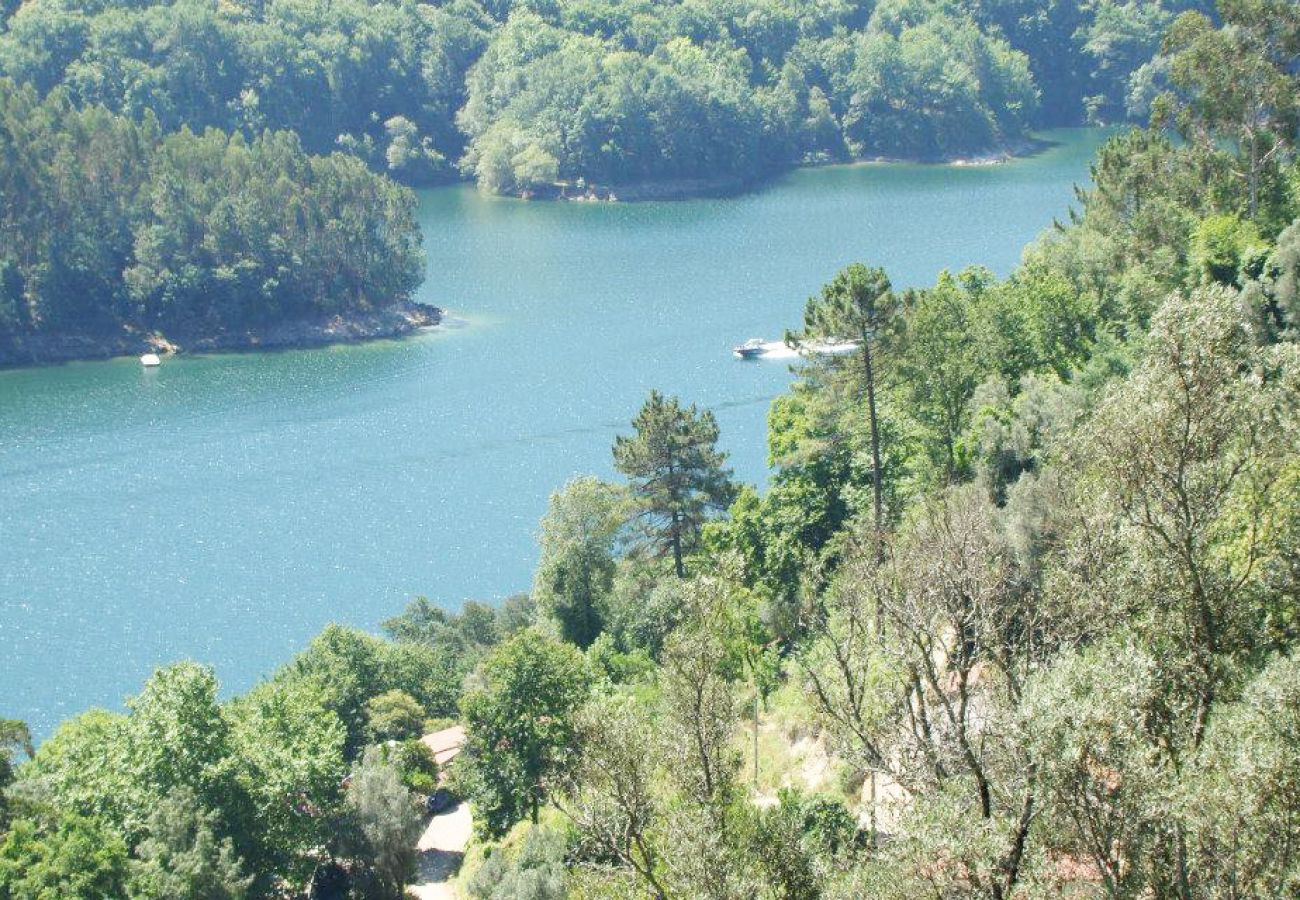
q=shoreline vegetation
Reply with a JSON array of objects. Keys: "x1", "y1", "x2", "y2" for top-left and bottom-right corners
[
  {"x1": 4, "y1": 2, "x2": 1300, "y2": 898},
  {"x1": 0, "y1": 300, "x2": 442, "y2": 370},
  {"x1": 514, "y1": 134, "x2": 1060, "y2": 202}
]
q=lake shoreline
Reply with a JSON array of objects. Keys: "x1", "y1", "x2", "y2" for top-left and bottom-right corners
[
  {"x1": 0, "y1": 300, "x2": 443, "y2": 370},
  {"x1": 506, "y1": 134, "x2": 1062, "y2": 202}
]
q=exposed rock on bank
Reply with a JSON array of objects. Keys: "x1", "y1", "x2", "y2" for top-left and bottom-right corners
[{"x1": 0, "y1": 300, "x2": 442, "y2": 369}]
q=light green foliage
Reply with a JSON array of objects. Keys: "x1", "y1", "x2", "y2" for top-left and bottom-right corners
[
  {"x1": 279, "y1": 624, "x2": 454, "y2": 755},
  {"x1": 601, "y1": 557, "x2": 686, "y2": 659},
  {"x1": 894, "y1": 272, "x2": 982, "y2": 485},
  {"x1": 9, "y1": 709, "x2": 133, "y2": 833},
  {"x1": 466, "y1": 824, "x2": 568, "y2": 900},
  {"x1": 657, "y1": 572, "x2": 748, "y2": 809},
  {"x1": 0, "y1": 0, "x2": 1194, "y2": 202},
  {"x1": 1022, "y1": 641, "x2": 1168, "y2": 895},
  {"x1": 1160, "y1": 0, "x2": 1300, "y2": 222},
  {"x1": 1075, "y1": 285, "x2": 1299, "y2": 751},
  {"x1": 584, "y1": 633, "x2": 654, "y2": 685},
  {"x1": 225, "y1": 677, "x2": 348, "y2": 884},
  {"x1": 0, "y1": 0, "x2": 487, "y2": 177},
  {"x1": 1079, "y1": 0, "x2": 1174, "y2": 123},
  {"x1": 1251, "y1": 216, "x2": 1300, "y2": 337},
  {"x1": 789, "y1": 264, "x2": 898, "y2": 550},
  {"x1": 1187, "y1": 652, "x2": 1300, "y2": 895},
  {"x1": 18, "y1": 664, "x2": 235, "y2": 845},
  {"x1": 0, "y1": 813, "x2": 130, "y2": 900},
  {"x1": 1190, "y1": 213, "x2": 1264, "y2": 284},
  {"x1": 966, "y1": 372, "x2": 1084, "y2": 501},
  {"x1": 121, "y1": 663, "x2": 235, "y2": 839},
  {"x1": 127, "y1": 788, "x2": 252, "y2": 900},
  {"x1": 344, "y1": 746, "x2": 424, "y2": 900},
  {"x1": 365, "y1": 690, "x2": 427, "y2": 743},
  {"x1": 613, "y1": 391, "x2": 736, "y2": 578},
  {"x1": 533, "y1": 477, "x2": 624, "y2": 648},
  {"x1": 1025, "y1": 127, "x2": 1210, "y2": 330},
  {"x1": 381, "y1": 739, "x2": 439, "y2": 796},
  {"x1": 561, "y1": 692, "x2": 664, "y2": 895},
  {"x1": 458, "y1": 630, "x2": 590, "y2": 836},
  {"x1": 844, "y1": 2, "x2": 1037, "y2": 158}
]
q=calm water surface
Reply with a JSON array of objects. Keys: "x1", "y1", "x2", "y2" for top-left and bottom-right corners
[{"x1": 1, "y1": 129, "x2": 1107, "y2": 736}]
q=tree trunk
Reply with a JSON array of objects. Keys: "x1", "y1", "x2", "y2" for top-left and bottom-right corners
[
  {"x1": 861, "y1": 339, "x2": 885, "y2": 565},
  {"x1": 671, "y1": 509, "x2": 685, "y2": 578}
]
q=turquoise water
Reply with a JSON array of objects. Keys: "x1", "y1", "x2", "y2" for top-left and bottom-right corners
[{"x1": 0, "y1": 129, "x2": 1108, "y2": 737}]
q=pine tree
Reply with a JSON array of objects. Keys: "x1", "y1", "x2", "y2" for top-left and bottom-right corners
[{"x1": 613, "y1": 391, "x2": 735, "y2": 578}]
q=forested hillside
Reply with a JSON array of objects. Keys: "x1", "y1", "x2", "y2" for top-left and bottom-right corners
[
  {"x1": 0, "y1": 79, "x2": 426, "y2": 362},
  {"x1": 3, "y1": 2, "x2": 1298, "y2": 898},
  {"x1": 0, "y1": 0, "x2": 1220, "y2": 359},
  {"x1": 0, "y1": 0, "x2": 1210, "y2": 195}
]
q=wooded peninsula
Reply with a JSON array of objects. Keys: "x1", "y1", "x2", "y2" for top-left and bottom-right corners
[
  {"x1": 1, "y1": 0, "x2": 1216, "y2": 362},
  {"x1": 3, "y1": 1, "x2": 1300, "y2": 899}
]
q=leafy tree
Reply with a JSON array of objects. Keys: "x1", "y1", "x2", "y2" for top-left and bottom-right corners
[
  {"x1": 613, "y1": 391, "x2": 736, "y2": 578},
  {"x1": 380, "y1": 740, "x2": 439, "y2": 796},
  {"x1": 0, "y1": 813, "x2": 130, "y2": 900},
  {"x1": 894, "y1": 273, "x2": 983, "y2": 485},
  {"x1": 365, "y1": 690, "x2": 427, "y2": 744},
  {"x1": 560, "y1": 692, "x2": 667, "y2": 899},
  {"x1": 1159, "y1": 0, "x2": 1300, "y2": 220},
  {"x1": 458, "y1": 630, "x2": 590, "y2": 835},
  {"x1": 127, "y1": 788, "x2": 252, "y2": 900},
  {"x1": 225, "y1": 678, "x2": 348, "y2": 886},
  {"x1": 788, "y1": 263, "x2": 900, "y2": 558},
  {"x1": 533, "y1": 476, "x2": 624, "y2": 648},
  {"x1": 0, "y1": 720, "x2": 32, "y2": 828},
  {"x1": 344, "y1": 747, "x2": 423, "y2": 900},
  {"x1": 1187, "y1": 652, "x2": 1300, "y2": 896}
]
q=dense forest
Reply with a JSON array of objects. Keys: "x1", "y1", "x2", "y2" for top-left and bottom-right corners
[
  {"x1": 0, "y1": 0, "x2": 1211, "y2": 196},
  {"x1": 0, "y1": 79, "x2": 426, "y2": 360},
  {"x1": 0, "y1": 0, "x2": 1221, "y2": 357},
  {"x1": 3, "y1": 1, "x2": 1298, "y2": 898}
]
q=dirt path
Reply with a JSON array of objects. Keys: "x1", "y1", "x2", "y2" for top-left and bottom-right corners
[{"x1": 408, "y1": 802, "x2": 473, "y2": 900}]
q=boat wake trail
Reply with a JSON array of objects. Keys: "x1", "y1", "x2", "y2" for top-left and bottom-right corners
[{"x1": 738, "y1": 339, "x2": 859, "y2": 361}]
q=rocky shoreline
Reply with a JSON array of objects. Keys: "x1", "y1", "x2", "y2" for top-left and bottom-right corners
[
  {"x1": 0, "y1": 300, "x2": 442, "y2": 369},
  {"x1": 505, "y1": 135, "x2": 1057, "y2": 202}
]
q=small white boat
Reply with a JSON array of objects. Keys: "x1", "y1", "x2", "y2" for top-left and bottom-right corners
[
  {"x1": 733, "y1": 338, "x2": 767, "y2": 359},
  {"x1": 140, "y1": 353, "x2": 161, "y2": 367}
]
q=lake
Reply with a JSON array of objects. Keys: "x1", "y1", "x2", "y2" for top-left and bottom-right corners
[{"x1": 0, "y1": 128, "x2": 1108, "y2": 737}]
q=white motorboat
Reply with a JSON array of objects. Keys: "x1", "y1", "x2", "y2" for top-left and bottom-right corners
[
  {"x1": 140, "y1": 353, "x2": 161, "y2": 367},
  {"x1": 733, "y1": 338, "x2": 767, "y2": 359}
]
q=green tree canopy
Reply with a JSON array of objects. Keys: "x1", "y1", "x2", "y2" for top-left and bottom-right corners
[
  {"x1": 613, "y1": 391, "x2": 736, "y2": 578},
  {"x1": 458, "y1": 630, "x2": 590, "y2": 835}
]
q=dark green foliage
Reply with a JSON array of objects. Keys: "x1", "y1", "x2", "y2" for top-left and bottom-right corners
[
  {"x1": 0, "y1": 80, "x2": 424, "y2": 348},
  {"x1": 745, "y1": 790, "x2": 857, "y2": 900},
  {"x1": 613, "y1": 391, "x2": 736, "y2": 578},
  {"x1": 0, "y1": 0, "x2": 490, "y2": 180},
  {"x1": 127, "y1": 789, "x2": 252, "y2": 900}
]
